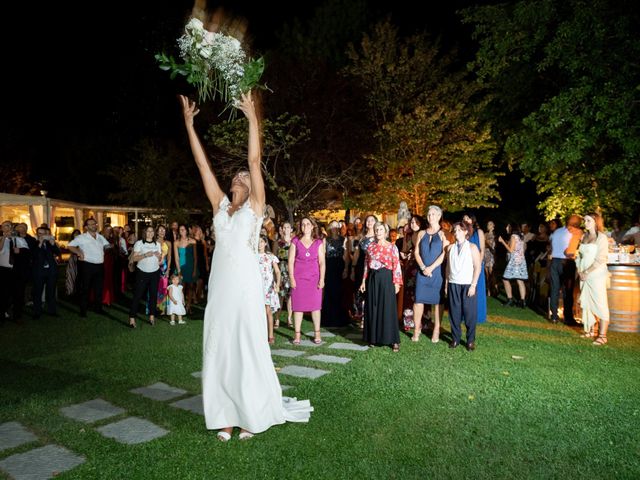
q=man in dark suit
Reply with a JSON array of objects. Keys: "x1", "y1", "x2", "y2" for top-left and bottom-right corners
[{"x1": 32, "y1": 227, "x2": 61, "y2": 318}]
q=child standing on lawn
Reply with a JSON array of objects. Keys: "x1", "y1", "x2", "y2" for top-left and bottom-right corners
[
  {"x1": 258, "y1": 236, "x2": 281, "y2": 344},
  {"x1": 167, "y1": 274, "x2": 186, "y2": 325}
]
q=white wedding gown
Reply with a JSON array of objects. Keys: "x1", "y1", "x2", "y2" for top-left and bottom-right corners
[{"x1": 202, "y1": 196, "x2": 313, "y2": 433}]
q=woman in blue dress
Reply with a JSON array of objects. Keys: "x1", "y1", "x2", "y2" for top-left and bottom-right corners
[
  {"x1": 412, "y1": 206, "x2": 450, "y2": 342},
  {"x1": 463, "y1": 214, "x2": 487, "y2": 324},
  {"x1": 174, "y1": 224, "x2": 197, "y2": 314}
]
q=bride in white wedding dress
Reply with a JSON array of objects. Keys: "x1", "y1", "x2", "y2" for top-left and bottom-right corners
[{"x1": 179, "y1": 92, "x2": 313, "y2": 441}]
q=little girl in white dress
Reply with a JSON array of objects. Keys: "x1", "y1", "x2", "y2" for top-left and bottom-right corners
[{"x1": 167, "y1": 274, "x2": 186, "y2": 325}]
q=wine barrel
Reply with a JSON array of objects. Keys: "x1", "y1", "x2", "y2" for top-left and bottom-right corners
[{"x1": 607, "y1": 264, "x2": 640, "y2": 333}]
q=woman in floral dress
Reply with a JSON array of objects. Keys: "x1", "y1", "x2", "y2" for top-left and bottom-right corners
[
  {"x1": 499, "y1": 223, "x2": 528, "y2": 307},
  {"x1": 274, "y1": 221, "x2": 294, "y2": 327}
]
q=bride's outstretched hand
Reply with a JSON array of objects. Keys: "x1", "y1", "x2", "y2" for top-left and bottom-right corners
[
  {"x1": 236, "y1": 91, "x2": 257, "y2": 120},
  {"x1": 179, "y1": 95, "x2": 200, "y2": 127}
]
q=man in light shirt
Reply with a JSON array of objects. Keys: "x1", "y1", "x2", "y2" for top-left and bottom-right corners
[
  {"x1": 0, "y1": 221, "x2": 17, "y2": 322},
  {"x1": 67, "y1": 218, "x2": 110, "y2": 317},
  {"x1": 548, "y1": 214, "x2": 582, "y2": 325}
]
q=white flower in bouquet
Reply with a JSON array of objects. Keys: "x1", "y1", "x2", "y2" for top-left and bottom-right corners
[{"x1": 156, "y1": 17, "x2": 265, "y2": 112}]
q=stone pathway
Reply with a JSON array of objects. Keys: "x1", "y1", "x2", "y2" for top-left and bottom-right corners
[
  {"x1": 279, "y1": 365, "x2": 330, "y2": 379},
  {"x1": 60, "y1": 398, "x2": 124, "y2": 424},
  {"x1": 170, "y1": 395, "x2": 204, "y2": 416},
  {"x1": 96, "y1": 417, "x2": 169, "y2": 445},
  {"x1": 60, "y1": 396, "x2": 171, "y2": 447},
  {"x1": 130, "y1": 382, "x2": 187, "y2": 402},
  {"x1": 305, "y1": 331, "x2": 336, "y2": 338},
  {"x1": 0, "y1": 422, "x2": 37, "y2": 452},
  {"x1": 0, "y1": 444, "x2": 85, "y2": 480},
  {"x1": 271, "y1": 349, "x2": 306, "y2": 358},
  {"x1": 329, "y1": 342, "x2": 369, "y2": 351},
  {"x1": 0, "y1": 325, "x2": 372, "y2": 477},
  {"x1": 307, "y1": 354, "x2": 352, "y2": 365}
]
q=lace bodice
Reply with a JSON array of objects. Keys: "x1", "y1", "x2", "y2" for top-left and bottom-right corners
[{"x1": 213, "y1": 196, "x2": 262, "y2": 256}]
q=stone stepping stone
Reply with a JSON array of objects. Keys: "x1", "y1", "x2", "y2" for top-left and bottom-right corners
[
  {"x1": 345, "y1": 333, "x2": 363, "y2": 341},
  {"x1": 279, "y1": 365, "x2": 330, "y2": 379},
  {"x1": 59, "y1": 399, "x2": 125, "y2": 424},
  {"x1": 96, "y1": 417, "x2": 168, "y2": 445},
  {"x1": 307, "y1": 354, "x2": 352, "y2": 365},
  {"x1": 0, "y1": 444, "x2": 85, "y2": 480},
  {"x1": 0, "y1": 422, "x2": 38, "y2": 452},
  {"x1": 305, "y1": 331, "x2": 336, "y2": 338},
  {"x1": 170, "y1": 395, "x2": 204, "y2": 416},
  {"x1": 191, "y1": 371, "x2": 202, "y2": 378},
  {"x1": 281, "y1": 385, "x2": 293, "y2": 392},
  {"x1": 293, "y1": 340, "x2": 323, "y2": 348},
  {"x1": 329, "y1": 342, "x2": 369, "y2": 352},
  {"x1": 271, "y1": 349, "x2": 306, "y2": 358},
  {"x1": 130, "y1": 382, "x2": 187, "y2": 402}
]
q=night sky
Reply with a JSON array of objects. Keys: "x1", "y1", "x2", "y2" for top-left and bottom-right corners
[{"x1": 1, "y1": 0, "x2": 535, "y2": 220}]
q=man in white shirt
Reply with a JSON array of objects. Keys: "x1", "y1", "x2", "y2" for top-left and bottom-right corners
[
  {"x1": 67, "y1": 218, "x2": 110, "y2": 317},
  {"x1": 0, "y1": 221, "x2": 16, "y2": 322}
]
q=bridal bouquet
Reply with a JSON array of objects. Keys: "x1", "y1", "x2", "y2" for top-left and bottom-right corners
[{"x1": 155, "y1": 18, "x2": 265, "y2": 110}]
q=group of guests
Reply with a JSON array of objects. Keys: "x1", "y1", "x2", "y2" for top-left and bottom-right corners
[
  {"x1": 66, "y1": 220, "x2": 213, "y2": 327},
  {"x1": 259, "y1": 207, "x2": 485, "y2": 351},
  {"x1": 0, "y1": 221, "x2": 61, "y2": 322},
  {"x1": 1, "y1": 206, "x2": 632, "y2": 351},
  {"x1": 0, "y1": 216, "x2": 214, "y2": 327}
]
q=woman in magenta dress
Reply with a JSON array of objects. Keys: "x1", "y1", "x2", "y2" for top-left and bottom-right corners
[{"x1": 289, "y1": 217, "x2": 325, "y2": 345}]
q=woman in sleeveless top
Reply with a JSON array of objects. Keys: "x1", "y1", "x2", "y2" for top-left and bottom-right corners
[
  {"x1": 446, "y1": 222, "x2": 482, "y2": 350},
  {"x1": 576, "y1": 213, "x2": 610, "y2": 345},
  {"x1": 499, "y1": 223, "x2": 528, "y2": 308},
  {"x1": 289, "y1": 217, "x2": 325, "y2": 344},
  {"x1": 274, "y1": 221, "x2": 294, "y2": 327},
  {"x1": 413, "y1": 206, "x2": 449, "y2": 343},
  {"x1": 464, "y1": 214, "x2": 487, "y2": 323},
  {"x1": 180, "y1": 92, "x2": 312, "y2": 441}
]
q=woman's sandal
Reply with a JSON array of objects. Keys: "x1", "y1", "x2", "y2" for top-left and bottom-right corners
[
  {"x1": 313, "y1": 330, "x2": 322, "y2": 345},
  {"x1": 129, "y1": 318, "x2": 137, "y2": 329},
  {"x1": 287, "y1": 318, "x2": 293, "y2": 328},
  {"x1": 592, "y1": 336, "x2": 607, "y2": 346},
  {"x1": 268, "y1": 337, "x2": 275, "y2": 345},
  {"x1": 239, "y1": 431, "x2": 254, "y2": 441},
  {"x1": 291, "y1": 332, "x2": 301, "y2": 345},
  {"x1": 216, "y1": 431, "x2": 231, "y2": 442},
  {"x1": 580, "y1": 331, "x2": 595, "y2": 338},
  {"x1": 392, "y1": 343, "x2": 400, "y2": 353},
  {"x1": 274, "y1": 320, "x2": 280, "y2": 329},
  {"x1": 411, "y1": 334, "x2": 420, "y2": 342}
]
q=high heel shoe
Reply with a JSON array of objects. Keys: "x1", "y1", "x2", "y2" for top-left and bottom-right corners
[
  {"x1": 313, "y1": 330, "x2": 322, "y2": 344},
  {"x1": 291, "y1": 332, "x2": 301, "y2": 345}
]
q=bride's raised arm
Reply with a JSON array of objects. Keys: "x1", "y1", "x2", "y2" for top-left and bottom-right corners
[
  {"x1": 179, "y1": 95, "x2": 225, "y2": 213},
  {"x1": 236, "y1": 91, "x2": 265, "y2": 214}
]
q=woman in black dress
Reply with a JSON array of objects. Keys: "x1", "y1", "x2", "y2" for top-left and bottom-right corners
[{"x1": 321, "y1": 221, "x2": 351, "y2": 327}]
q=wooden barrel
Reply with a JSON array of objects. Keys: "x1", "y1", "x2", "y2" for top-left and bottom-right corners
[{"x1": 607, "y1": 264, "x2": 640, "y2": 333}]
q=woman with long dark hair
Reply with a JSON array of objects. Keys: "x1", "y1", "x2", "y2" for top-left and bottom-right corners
[{"x1": 289, "y1": 217, "x2": 325, "y2": 344}]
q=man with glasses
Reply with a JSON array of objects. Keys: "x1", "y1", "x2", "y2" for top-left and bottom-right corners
[{"x1": 67, "y1": 218, "x2": 110, "y2": 317}]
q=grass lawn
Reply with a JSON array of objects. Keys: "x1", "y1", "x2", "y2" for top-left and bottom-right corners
[{"x1": 1, "y1": 297, "x2": 639, "y2": 479}]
